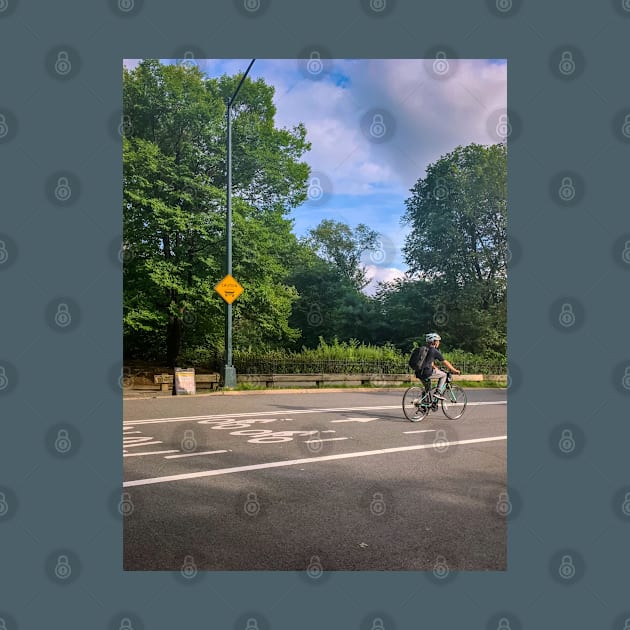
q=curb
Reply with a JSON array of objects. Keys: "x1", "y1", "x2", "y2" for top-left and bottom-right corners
[{"x1": 123, "y1": 386, "x2": 504, "y2": 400}]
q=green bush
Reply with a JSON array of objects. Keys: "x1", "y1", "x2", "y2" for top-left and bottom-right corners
[{"x1": 174, "y1": 338, "x2": 506, "y2": 375}]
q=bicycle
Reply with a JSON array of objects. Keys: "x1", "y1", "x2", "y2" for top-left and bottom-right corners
[{"x1": 402, "y1": 370, "x2": 467, "y2": 422}]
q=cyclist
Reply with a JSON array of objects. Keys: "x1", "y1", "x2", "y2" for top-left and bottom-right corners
[{"x1": 419, "y1": 333, "x2": 461, "y2": 400}]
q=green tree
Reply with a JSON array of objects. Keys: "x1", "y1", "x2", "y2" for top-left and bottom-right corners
[
  {"x1": 285, "y1": 220, "x2": 384, "y2": 348},
  {"x1": 123, "y1": 60, "x2": 311, "y2": 365},
  {"x1": 304, "y1": 219, "x2": 379, "y2": 290},
  {"x1": 399, "y1": 143, "x2": 507, "y2": 355}
]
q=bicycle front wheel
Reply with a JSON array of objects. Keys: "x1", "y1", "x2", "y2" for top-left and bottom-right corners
[
  {"x1": 402, "y1": 386, "x2": 429, "y2": 422},
  {"x1": 441, "y1": 385, "x2": 467, "y2": 419}
]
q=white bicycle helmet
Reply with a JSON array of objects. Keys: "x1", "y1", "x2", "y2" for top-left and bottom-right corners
[{"x1": 425, "y1": 332, "x2": 441, "y2": 343}]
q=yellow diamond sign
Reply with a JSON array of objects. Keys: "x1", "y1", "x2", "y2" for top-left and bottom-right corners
[{"x1": 215, "y1": 274, "x2": 244, "y2": 304}]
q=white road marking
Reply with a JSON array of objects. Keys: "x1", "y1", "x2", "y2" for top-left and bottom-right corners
[
  {"x1": 123, "y1": 450, "x2": 179, "y2": 457},
  {"x1": 123, "y1": 435, "x2": 507, "y2": 488},
  {"x1": 331, "y1": 417, "x2": 378, "y2": 423},
  {"x1": 164, "y1": 450, "x2": 229, "y2": 459},
  {"x1": 403, "y1": 430, "x2": 437, "y2": 434},
  {"x1": 124, "y1": 401, "x2": 506, "y2": 426},
  {"x1": 304, "y1": 437, "x2": 349, "y2": 443},
  {"x1": 123, "y1": 440, "x2": 163, "y2": 448}
]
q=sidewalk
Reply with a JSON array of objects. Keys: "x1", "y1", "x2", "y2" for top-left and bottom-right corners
[{"x1": 123, "y1": 384, "x2": 504, "y2": 400}]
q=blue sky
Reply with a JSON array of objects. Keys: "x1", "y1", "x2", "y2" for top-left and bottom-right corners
[{"x1": 123, "y1": 58, "x2": 507, "y2": 294}]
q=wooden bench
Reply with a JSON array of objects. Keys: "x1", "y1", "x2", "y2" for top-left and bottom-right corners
[{"x1": 153, "y1": 373, "x2": 221, "y2": 392}]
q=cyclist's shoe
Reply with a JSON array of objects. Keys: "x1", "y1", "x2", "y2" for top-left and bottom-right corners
[{"x1": 433, "y1": 389, "x2": 445, "y2": 400}]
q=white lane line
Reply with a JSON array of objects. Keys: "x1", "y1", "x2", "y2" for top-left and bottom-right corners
[
  {"x1": 124, "y1": 401, "x2": 507, "y2": 426},
  {"x1": 403, "y1": 430, "x2": 436, "y2": 434},
  {"x1": 304, "y1": 437, "x2": 349, "y2": 443},
  {"x1": 123, "y1": 441, "x2": 163, "y2": 448},
  {"x1": 164, "y1": 450, "x2": 229, "y2": 459},
  {"x1": 331, "y1": 417, "x2": 378, "y2": 423},
  {"x1": 124, "y1": 450, "x2": 179, "y2": 457},
  {"x1": 123, "y1": 435, "x2": 507, "y2": 487}
]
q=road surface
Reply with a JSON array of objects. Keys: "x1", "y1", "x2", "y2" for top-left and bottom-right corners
[{"x1": 122, "y1": 389, "x2": 507, "y2": 572}]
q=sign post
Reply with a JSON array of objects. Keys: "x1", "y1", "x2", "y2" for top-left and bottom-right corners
[
  {"x1": 223, "y1": 59, "x2": 255, "y2": 388},
  {"x1": 215, "y1": 274, "x2": 244, "y2": 387}
]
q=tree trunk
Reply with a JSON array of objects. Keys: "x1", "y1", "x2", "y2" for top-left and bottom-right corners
[{"x1": 166, "y1": 315, "x2": 182, "y2": 368}]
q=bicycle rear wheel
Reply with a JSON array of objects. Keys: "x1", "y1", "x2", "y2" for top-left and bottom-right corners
[
  {"x1": 441, "y1": 385, "x2": 467, "y2": 419},
  {"x1": 403, "y1": 386, "x2": 429, "y2": 422}
]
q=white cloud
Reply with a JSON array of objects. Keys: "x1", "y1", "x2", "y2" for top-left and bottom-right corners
[
  {"x1": 146, "y1": 58, "x2": 507, "y2": 277},
  {"x1": 123, "y1": 59, "x2": 142, "y2": 70},
  {"x1": 258, "y1": 59, "x2": 506, "y2": 205},
  {"x1": 362, "y1": 265, "x2": 406, "y2": 296}
]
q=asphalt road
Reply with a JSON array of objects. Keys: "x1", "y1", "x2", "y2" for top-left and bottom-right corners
[{"x1": 123, "y1": 388, "x2": 507, "y2": 572}]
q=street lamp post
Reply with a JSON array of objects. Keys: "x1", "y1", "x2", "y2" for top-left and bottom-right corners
[{"x1": 223, "y1": 58, "x2": 255, "y2": 388}]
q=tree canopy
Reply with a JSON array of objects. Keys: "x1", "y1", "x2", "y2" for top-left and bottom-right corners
[{"x1": 122, "y1": 60, "x2": 507, "y2": 367}]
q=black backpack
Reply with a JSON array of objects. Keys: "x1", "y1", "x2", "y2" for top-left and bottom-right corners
[{"x1": 408, "y1": 345, "x2": 429, "y2": 373}]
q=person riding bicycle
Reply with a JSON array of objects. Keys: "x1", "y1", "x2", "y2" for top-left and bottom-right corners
[{"x1": 418, "y1": 333, "x2": 460, "y2": 400}]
